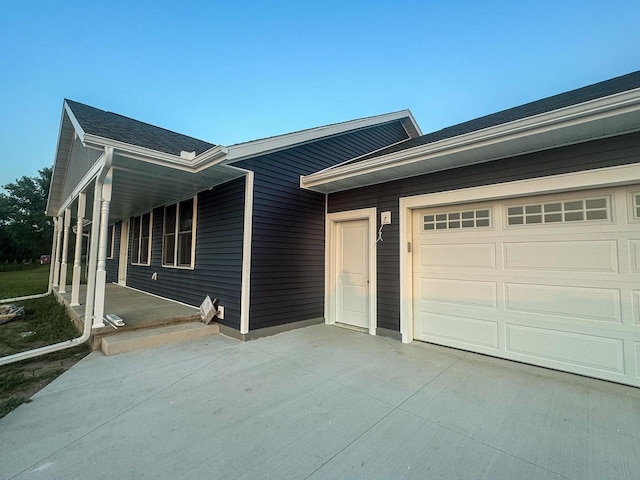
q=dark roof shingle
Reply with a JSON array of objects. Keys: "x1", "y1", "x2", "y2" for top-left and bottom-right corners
[
  {"x1": 65, "y1": 99, "x2": 216, "y2": 156},
  {"x1": 356, "y1": 70, "x2": 640, "y2": 162}
]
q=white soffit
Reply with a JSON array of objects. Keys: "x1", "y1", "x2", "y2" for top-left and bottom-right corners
[{"x1": 301, "y1": 89, "x2": 640, "y2": 193}]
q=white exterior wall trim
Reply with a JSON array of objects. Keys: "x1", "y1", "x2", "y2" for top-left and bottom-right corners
[
  {"x1": 326, "y1": 207, "x2": 377, "y2": 335},
  {"x1": 398, "y1": 162, "x2": 640, "y2": 343}
]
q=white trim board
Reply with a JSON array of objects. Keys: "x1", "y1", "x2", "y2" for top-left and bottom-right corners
[
  {"x1": 240, "y1": 169, "x2": 254, "y2": 334},
  {"x1": 326, "y1": 208, "x2": 377, "y2": 335},
  {"x1": 398, "y1": 162, "x2": 640, "y2": 343}
]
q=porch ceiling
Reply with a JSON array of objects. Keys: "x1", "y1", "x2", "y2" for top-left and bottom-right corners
[{"x1": 107, "y1": 153, "x2": 246, "y2": 220}]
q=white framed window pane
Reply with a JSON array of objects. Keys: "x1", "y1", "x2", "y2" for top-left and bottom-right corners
[
  {"x1": 163, "y1": 234, "x2": 175, "y2": 265},
  {"x1": 177, "y1": 232, "x2": 192, "y2": 265}
]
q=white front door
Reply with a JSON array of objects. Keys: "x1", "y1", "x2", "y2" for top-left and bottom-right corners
[
  {"x1": 118, "y1": 221, "x2": 129, "y2": 285},
  {"x1": 335, "y1": 219, "x2": 370, "y2": 328}
]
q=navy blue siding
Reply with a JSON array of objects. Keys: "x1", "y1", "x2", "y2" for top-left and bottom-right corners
[
  {"x1": 105, "y1": 222, "x2": 120, "y2": 283},
  {"x1": 328, "y1": 131, "x2": 640, "y2": 332},
  {"x1": 236, "y1": 121, "x2": 410, "y2": 330},
  {"x1": 127, "y1": 177, "x2": 245, "y2": 329}
]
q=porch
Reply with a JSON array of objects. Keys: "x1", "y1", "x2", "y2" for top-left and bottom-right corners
[{"x1": 55, "y1": 283, "x2": 217, "y2": 354}]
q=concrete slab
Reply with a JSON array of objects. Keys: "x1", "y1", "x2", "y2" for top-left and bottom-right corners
[
  {"x1": 1, "y1": 324, "x2": 639, "y2": 480},
  {"x1": 100, "y1": 322, "x2": 220, "y2": 355}
]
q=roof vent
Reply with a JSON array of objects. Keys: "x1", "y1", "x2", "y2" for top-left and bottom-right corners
[{"x1": 180, "y1": 150, "x2": 196, "y2": 160}]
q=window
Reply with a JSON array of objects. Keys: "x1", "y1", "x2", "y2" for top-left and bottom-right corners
[
  {"x1": 507, "y1": 196, "x2": 609, "y2": 226},
  {"x1": 423, "y1": 208, "x2": 491, "y2": 231},
  {"x1": 131, "y1": 212, "x2": 152, "y2": 265},
  {"x1": 635, "y1": 193, "x2": 640, "y2": 219},
  {"x1": 163, "y1": 196, "x2": 196, "y2": 268},
  {"x1": 106, "y1": 225, "x2": 115, "y2": 259}
]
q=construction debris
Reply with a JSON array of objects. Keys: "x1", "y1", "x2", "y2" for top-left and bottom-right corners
[{"x1": 0, "y1": 304, "x2": 25, "y2": 325}]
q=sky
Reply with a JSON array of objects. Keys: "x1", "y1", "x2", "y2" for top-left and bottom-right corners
[{"x1": 0, "y1": 0, "x2": 639, "y2": 190}]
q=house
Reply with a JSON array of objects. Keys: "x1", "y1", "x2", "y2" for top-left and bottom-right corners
[{"x1": 47, "y1": 70, "x2": 640, "y2": 387}]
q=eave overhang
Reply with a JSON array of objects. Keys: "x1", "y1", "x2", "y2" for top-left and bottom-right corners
[{"x1": 301, "y1": 88, "x2": 640, "y2": 193}]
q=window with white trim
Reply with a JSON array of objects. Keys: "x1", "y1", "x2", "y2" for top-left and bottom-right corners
[
  {"x1": 106, "y1": 225, "x2": 115, "y2": 259},
  {"x1": 634, "y1": 193, "x2": 640, "y2": 219},
  {"x1": 131, "y1": 212, "x2": 152, "y2": 265},
  {"x1": 163, "y1": 196, "x2": 196, "y2": 268},
  {"x1": 423, "y1": 208, "x2": 491, "y2": 231},
  {"x1": 507, "y1": 196, "x2": 609, "y2": 226}
]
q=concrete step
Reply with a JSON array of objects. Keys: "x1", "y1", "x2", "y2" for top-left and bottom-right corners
[{"x1": 100, "y1": 322, "x2": 219, "y2": 356}]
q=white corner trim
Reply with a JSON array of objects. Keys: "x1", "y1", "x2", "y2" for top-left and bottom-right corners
[
  {"x1": 63, "y1": 101, "x2": 86, "y2": 141},
  {"x1": 326, "y1": 207, "x2": 377, "y2": 335},
  {"x1": 398, "y1": 162, "x2": 640, "y2": 344},
  {"x1": 240, "y1": 169, "x2": 254, "y2": 334}
]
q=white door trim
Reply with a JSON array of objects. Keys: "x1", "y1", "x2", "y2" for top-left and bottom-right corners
[
  {"x1": 326, "y1": 208, "x2": 377, "y2": 335},
  {"x1": 399, "y1": 162, "x2": 640, "y2": 343}
]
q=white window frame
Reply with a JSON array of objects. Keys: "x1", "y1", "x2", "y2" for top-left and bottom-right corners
[
  {"x1": 162, "y1": 195, "x2": 197, "y2": 270},
  {"x1": 106, "y1": 224, "x2": 115, "y2": 259},
  {"x1": 130, "y1": 212, "x2": 152, "y2": 266},
  {"x1": 505, "y1": 194, "x2": 611, "y2": 227}
]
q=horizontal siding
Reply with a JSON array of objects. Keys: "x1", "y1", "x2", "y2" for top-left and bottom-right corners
[
  {"x1": 328, "y1": 131, "x2": 640, "y2": 332},
  {"x1": 236, "y1": 121, "x2": 410, "y2": 330},
  {"x1": 126, "y1": 177, "x2": 245, "y2": 330}
]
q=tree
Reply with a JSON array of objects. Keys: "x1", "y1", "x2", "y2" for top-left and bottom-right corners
[{"x1": 0, "y1": 168, "x2": 53, "y2": 262}]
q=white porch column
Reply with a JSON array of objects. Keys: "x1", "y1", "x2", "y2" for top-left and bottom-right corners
[
  {"x1": 52, "y1": 215, "x2": 63, "y2": 287},
  {"x1": 58, "y1": 208, "x2": 71, "y2": 293},
  {"x1": 85, "y1": 180, "x2": 104, "y2": 328},
  {"x1": 48, "y1": 217, "x2": 59, "y2": 290},
  {"x1": 70, "y1": 193, "x2": 86, "y2": 306},
  {"x1": 93, "y1": 169, "x2": 113, "y2": 328}
]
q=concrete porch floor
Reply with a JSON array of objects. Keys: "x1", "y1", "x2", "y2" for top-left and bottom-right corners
[
  {"x1": 57, "y1": 283, "x2": 201, "y2": 333},
  {"x1": 1, "y1": 324, "x2": 639, "y2": 479}
]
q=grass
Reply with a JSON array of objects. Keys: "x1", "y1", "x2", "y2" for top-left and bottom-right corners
[{"x1": 0, "y1": 279, "x2": 90, "y2": 419}]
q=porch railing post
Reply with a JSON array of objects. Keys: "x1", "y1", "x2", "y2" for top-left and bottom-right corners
[
  {"x1": 58, "y1": 208, "x2": 71, "y2": 293},
  {"x1": 71, "y1": 192, "x2": 86, "y2": 306},
  {"x1": 52, "y1": 215, "x2": 63, "y2": 287}
]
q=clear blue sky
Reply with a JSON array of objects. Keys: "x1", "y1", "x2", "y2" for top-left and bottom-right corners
[{"x1": 1, "y1": 0, "x2": 638, "y2": 189}]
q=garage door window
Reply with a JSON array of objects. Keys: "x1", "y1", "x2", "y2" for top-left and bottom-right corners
[
  {"x1": 507, "y1": 197, "x2": 609, "y2": 226},
  {"x1": 423, "y1": 208, "x2": 490, "y2": 230},
  {"x1": 634, "y1": 194, "x2": 640, "y2": 219}
]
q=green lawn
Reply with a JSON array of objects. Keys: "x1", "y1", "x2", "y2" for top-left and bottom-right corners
[{"x1": 0, "y1": 265, "x2": 50, "y2": 299}]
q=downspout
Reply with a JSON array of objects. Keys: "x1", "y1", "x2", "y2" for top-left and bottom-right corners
[{"x1": 0, "y1": 149, "x2": 113, "y2": 366}]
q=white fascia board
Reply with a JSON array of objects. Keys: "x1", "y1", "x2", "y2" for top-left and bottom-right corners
[
  {"x1": 63, "y1": 100, "x2": 86, "y2": 141},
  {"x1": 301, "y1": 89, "x2": 640, "y2": 190},
  {"x1": 46, "y1": 107, "x2": 75, "y2": 216},
  {"x1": 225, "y1": 109, "x2": 418, "y2": 163},
  {"x1": 82, "y1": 134, "x2": 228, "y2": 172}
]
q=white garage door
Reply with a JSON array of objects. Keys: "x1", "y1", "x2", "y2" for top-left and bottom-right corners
[{"x1": 412, "y1": 185, "x2": 640, "y2": 386}]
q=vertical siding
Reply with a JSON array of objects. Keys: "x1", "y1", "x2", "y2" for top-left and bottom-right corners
[
  {"x1": 106, "y1": 222, "x2": 120, "y2": 283},
  {"x1": 235, "y1": 121, "x2": 410, "y2": 330},
  {"x1": 126, "y1": 177, "x2": 245, "y2": 329},
  {"x1": 328, "y1": 131, "x2": 640, "y2": 332},
  {"x1": 61, "y1": 137, "x2": 103, "y2": 201}
]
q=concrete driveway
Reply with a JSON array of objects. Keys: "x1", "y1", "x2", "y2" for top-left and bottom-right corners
[{"x1": 1, "y1": 324, "x2": 639, "y2": 479}]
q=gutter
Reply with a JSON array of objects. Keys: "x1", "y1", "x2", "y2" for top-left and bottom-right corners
[
  {"x1": 301, "y1": 88, "x2": 640, "y2": 190},
  {"x1": 0, "y1": 149, "x2": 113, "y2": 367}
]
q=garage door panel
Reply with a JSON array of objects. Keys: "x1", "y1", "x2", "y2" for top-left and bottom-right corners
[
  {"x1": 630, "y1": 240, "x2": 640, "y2": 273},
  {"x1": 412, "y1": 185, "x2": 640, "y2": 386},
  {"x1": 633, "y1": 291, "x2": 640, "y2": 325},
  {"x1": 505, "y1": 324, "x2": 625, "y2": 375},
  {"x1": 418, "y1": 243, "x2": 496, "y2": 269},
  {"x1": 503, "y1": 240, "x2": 619, "y2": 273},
  {"x1": 416, "y1": 312, "x2": 498, "y2": 350},
  {"x1": 418, "y1": 278, "x2": 497, "y2": 309},
  {"x1": 504, "y1": 283, "x2": 622, "y2": 324}
]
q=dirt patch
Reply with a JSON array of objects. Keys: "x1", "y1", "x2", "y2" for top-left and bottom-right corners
[{"x1": 0, "y1": 295, "x2": 91, "y2": 419}]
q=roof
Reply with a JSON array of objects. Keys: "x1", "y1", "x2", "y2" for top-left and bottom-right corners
[
  {"x1": 65, "y1": 99, "x2": 216, "y2": 156},
  {"x1": 301, "y1": 70, "x2": 640, "y2": 193},
  {"x1": 355, "y1": 70, "x2": 640, "y2": 163}
]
